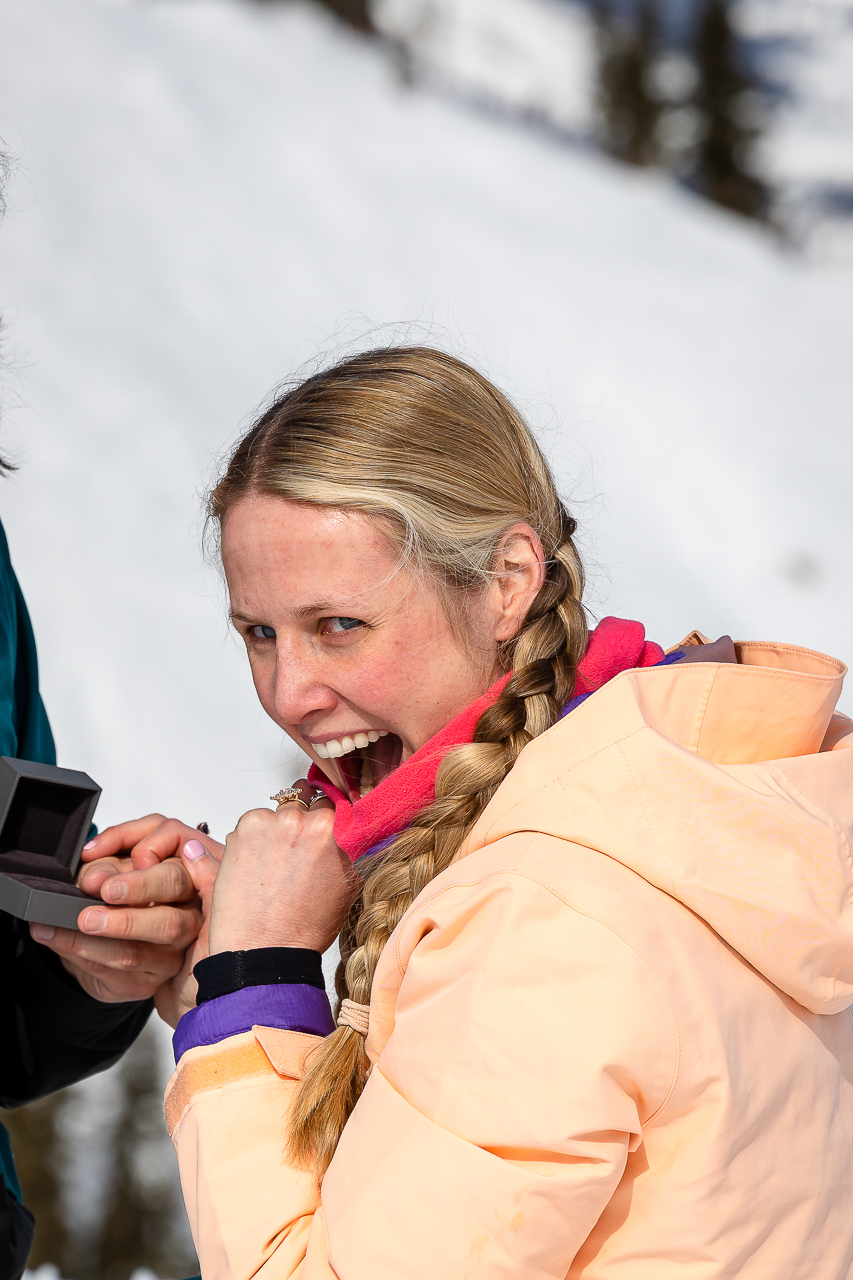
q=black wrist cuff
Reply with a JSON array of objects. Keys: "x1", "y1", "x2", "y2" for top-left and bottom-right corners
[{"x1": 194, "y1": 948, "x2": 325, "y2": 1005}]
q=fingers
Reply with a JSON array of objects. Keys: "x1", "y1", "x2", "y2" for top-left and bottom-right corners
[
  {"x1": 79, "y1": 815, "x2": 168, "y2": 861},
  {"x1": 82, "y1": 816, "x2": 224, "y2": 872},
  {"x1": 208, "y1": 800, "x2": 352, "y2": 953},
  {"x1": 88, "y1": 857, "x2": 197, "y2": 907},
  {"x1": 230, "y1": 803, "x2": 337, "y2": 863},
  {"x1": 76, "y1": 855, "x2": 132, "y2": 898},
  {"x1": 75, "y1": 899, "x2": 203, "y2": 949},
  {"x1": 29, "y1": 923, "x2": 185, "y2": 1002},
  {"x1": 281, "y1": 778, "x2": 335, "y2": 811},
  {"x1": 128, "y1": 819, "x2": 224, "y2": 871},
  {"x1": 181, "y1": 839, "x2": 220, "y2": 901}
]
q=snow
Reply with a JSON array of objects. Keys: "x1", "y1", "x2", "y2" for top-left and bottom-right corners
[
  {"x1": 0, "y1": 0, "x2": 851, "y2": 851},
  {"x1": 372, "y1": 0, "x2": 596, "y2": 135},
  {"x1": 373, "y1": 0, "x2": 853, "y2": 261}
]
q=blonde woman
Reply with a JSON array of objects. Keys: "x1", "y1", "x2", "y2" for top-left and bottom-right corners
[{"x1": 107, "y1": 348, "x2": 853, "y2": 1277}]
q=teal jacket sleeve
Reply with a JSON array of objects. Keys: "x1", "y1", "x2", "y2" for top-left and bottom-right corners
[
  {"x1": 0, "y1": 518, "x2": 56, "y2": 766},
  {"x1": 0, "y1": 514, "x2": 152, "y2": 1114}
]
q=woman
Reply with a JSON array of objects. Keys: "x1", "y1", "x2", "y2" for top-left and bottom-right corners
[{"x1": 108, "y1": 347, "x2": 853, "y2": 1277}]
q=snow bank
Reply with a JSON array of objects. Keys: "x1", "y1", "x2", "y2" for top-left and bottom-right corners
[{"x1": 0, "y1": 0, "x2": 850, "y2": 851}]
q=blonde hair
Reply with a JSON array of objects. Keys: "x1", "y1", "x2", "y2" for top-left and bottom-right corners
[{"x1": 209, "y1": 346, "x2": 587, "y2": 1170}]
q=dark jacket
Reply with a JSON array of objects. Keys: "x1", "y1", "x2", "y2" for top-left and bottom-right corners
[{"x1": 0, "y1": 516, "x2": 152, "y2": 1279}]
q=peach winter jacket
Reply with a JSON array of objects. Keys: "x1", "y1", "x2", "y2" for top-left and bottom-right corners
[{"x1": 166, "y1": 641, "x2": 853, "y2": 1278}]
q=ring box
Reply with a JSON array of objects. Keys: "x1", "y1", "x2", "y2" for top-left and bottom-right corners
[{"x1": 0, "y1": 757, "x2": 101, "y2": 930}]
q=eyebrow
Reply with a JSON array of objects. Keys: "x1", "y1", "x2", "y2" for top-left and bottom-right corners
[{"x1": 229, "y1": 602, "x2": 340, "y2": 625}]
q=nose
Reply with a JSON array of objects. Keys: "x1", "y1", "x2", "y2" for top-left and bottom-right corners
[{"x1": 272, "y1": 643, "x2": 336, "y2": 728}]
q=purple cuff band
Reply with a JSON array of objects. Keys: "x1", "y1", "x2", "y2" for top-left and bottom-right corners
[{"x1": 173, "y1": 983, "x2": 335, "y2": 1063}]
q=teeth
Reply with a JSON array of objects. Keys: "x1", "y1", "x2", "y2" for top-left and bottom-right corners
[{"x1": 312, "y1": 731, "x2": 390, "y2": 760}]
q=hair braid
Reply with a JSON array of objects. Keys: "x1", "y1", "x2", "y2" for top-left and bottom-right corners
[{"x1": 289, "y1": 528, "x2": 586, "y2": 1173}]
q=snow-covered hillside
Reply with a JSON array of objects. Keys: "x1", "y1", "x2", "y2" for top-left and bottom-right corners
[
  {"x1": 373, "y1": 0, "x2": 853, "y2": 260},
  {"x1": 0, "y1": 0, "x2": 851, "y2": 839},
  {"x1": 373, "y1": 0, "x2": 596, "y2": 135}
]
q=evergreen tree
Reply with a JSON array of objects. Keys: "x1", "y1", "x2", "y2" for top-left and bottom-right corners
[
  {"x1": 690, "y1": 0, "x2": 768, "y2": 218},
  {"x1": 596, "y1": 0, "x2": 662, "y2": 167},
  {"x1": 322, "y1": 0, "x2": 373, "y2": 31},
  {"x1": 259, "y1": 0, "x2": 373, "y2": 32},
  {"x1": 94, "y1": 1028, "x2": 196, "y2": 1280},
  {"x1": 4, "y1": 1027, "x2": 197, "y2": 1280}
]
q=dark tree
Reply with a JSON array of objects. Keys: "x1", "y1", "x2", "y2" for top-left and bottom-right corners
[
  {"x1": 596, "y1": 0, "x2": 662, "y2": 167},
  {"x1": 320, "y1": 0, "x2": 373, "y2": 31},
  {"x1": 691, "y1": 0, "x2": 768, "y2": 218},
  {"x1": 256, "y1": 0, "x2": 373, "y2": 32},
  {"x1": 94, "y1": 1030, "x2": 196, "y2": 1280},
  {"x1": 4, "y1": 1028, "x2": 197, "y2": 1280},
  {"x1": 3, "y1": 1092, "x2": 72, "y2": 1274}
]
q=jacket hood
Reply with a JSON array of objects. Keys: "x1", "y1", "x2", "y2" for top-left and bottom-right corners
[{"x1": 465, "y1": 641, "x2": 853, "y2": 1015}]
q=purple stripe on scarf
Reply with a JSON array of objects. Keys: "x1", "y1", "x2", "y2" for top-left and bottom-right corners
[
  {"x1": 559, "y1": 648, "x2": 685, "y2": 719},
  {"x1": 173, "y1": 983, "x2": 335, "y2": 1063}
]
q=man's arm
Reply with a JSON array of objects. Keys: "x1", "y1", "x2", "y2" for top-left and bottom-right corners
[{"x1": 0, "y1": 912, "x2": 152, "y2": 1107}]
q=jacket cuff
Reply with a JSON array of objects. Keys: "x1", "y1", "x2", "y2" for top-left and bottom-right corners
[
  {"x1": 194, "y1": 947, "x2": 325, "y2": 1003},
  {"x1": 173, "y1": 984, "x2": 335, "y2": 1062}
]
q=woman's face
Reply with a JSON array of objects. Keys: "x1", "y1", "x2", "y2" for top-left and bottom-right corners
[{"x1": 222, "y1": 496, "x2": 509, "y2": 801}]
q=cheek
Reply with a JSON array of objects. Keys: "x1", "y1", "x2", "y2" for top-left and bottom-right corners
[{"x1": 247, "y1": 650, "x2": 277, "y2": 715}]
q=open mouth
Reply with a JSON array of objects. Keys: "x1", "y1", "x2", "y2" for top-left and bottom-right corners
[{"x1": 314, "y1": 732, "x2": 404, "y2": 801}]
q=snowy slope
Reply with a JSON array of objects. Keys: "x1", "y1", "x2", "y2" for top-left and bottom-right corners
[
  {"x1": 372, "y1": 0, "x2": 596, "y2": 135},
  {"x1": 0, "y1": 0, "x2": 851, "y2": 855}
]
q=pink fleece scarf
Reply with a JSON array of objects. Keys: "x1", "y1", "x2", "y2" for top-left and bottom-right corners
[{"x1": 308, "y1": 616, "x2": 663, "y2": 863}]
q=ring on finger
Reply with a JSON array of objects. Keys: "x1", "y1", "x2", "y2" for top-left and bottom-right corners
[
  {"x1": 271, "y1": 788, "x2": 310, "y2": 811},
  {"x1": 308, "y1": 790, "x2": 330, "y2": 808}
]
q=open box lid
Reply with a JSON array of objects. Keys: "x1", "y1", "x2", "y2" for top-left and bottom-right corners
[{"x1": 0, "y1": 756, "x2": 101, "y2": 883}]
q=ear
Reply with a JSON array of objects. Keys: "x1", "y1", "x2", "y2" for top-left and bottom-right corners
[{"x1": 490, "y1": 524, "x2": 546, "y2": 642}]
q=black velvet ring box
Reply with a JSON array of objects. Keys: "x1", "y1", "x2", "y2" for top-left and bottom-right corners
[{"x1": 0, "y1": 757, "x2": 101, "y2": 930}]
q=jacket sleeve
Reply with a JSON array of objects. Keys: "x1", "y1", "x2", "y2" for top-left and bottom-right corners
[
  {"x1": 0, "y1": 913, "x2": 152, "y2": 1107},
  {"x1": 166, "y1": 838, "x2": 678, "y2": 1280}
]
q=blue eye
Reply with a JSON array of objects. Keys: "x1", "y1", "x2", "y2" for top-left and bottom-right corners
[
  {"x1": 325, "y1": 617, "x2": 363, "y2": 634},
  {"x1": 251, "y1": 625, "x2": 276, "y2": 639}
]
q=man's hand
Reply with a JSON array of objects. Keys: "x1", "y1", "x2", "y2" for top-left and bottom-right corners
[{"x1": 28, "y1": 814, "x2": 223, "y2": 1025}]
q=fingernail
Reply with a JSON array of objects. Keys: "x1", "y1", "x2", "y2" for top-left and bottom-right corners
[
  {"x1": 83, "y1": 839, "x2": 97, "y2": 850},
  {"x1": 103, "y1": 880, "x2": 126, "y2": 902},
  {"x1": 183, "y1": 839, "x2": 207, "y2": 861},
  {"x1": 31, "y1": 923, "x2": 55, "y2": 942},
  {"x1": 82, "y1": 909, "x2": 108, "y2": 933}
]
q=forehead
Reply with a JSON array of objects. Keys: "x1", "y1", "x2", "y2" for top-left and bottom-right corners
[{"x1": 221, "y1": 495, "x2": 403, "y2": 611}]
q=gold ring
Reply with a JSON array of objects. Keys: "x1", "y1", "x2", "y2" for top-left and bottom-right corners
[{"x1": 271, "y1": 788, "x2": 309, "y2": 810}]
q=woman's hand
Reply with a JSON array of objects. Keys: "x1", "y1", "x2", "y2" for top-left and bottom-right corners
[
  {"x1": 155, "y1": 835, "x2": 221, "y2": 1027},
  {"x1": 28, "y1": 814, "x2": 222, "y2": 1013},
  {"x1": 205, "y1": 782, "x2": 358, "y2": 956}
]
